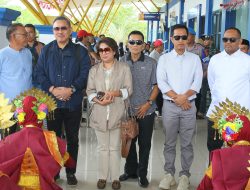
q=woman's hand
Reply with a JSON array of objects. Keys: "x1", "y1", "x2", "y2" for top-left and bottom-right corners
[{"x1": 93, "y1": 92, "x2": 114, "y2": 106}]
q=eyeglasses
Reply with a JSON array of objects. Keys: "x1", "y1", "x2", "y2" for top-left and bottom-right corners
[
  {"x1": 15, "y1": 33, "x2": 28, "y2": 37},
  {"x1": 173, "y1": 35, "x2": 188, "y2": 41},
  {"x1": 53, "y1": 26, "x2": 68, "y2": 31},
  {"x1": 201, "y1": 36, "x2": 211, "y2": 41},
  {"x1": 222, "y1": 37, "x2": 239, "y2": 43},
  {"x1": 98, "y1": 47, "x2": 111, "y2": 53},
  {"x1": 128, "y1": 40, "x2": 144, "y2": 46}
]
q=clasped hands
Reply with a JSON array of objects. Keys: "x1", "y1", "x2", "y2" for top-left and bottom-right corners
[
  {"x1": 172, "y1": 94, "x2": 192, "y2": 110},
  {"x1": 95, "y1": 91, "x2": 115, "y2": 106},
  {"x1": 51, "y1": 87, "x2": 72, "y2": 101}
]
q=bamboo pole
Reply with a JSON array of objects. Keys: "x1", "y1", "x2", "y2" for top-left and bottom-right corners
[
  {"x1": 91, "y1": 0, "x2": 107, "y2": 33},
  {"x1": 103, "y1": 3, "x2": 121, "y2": 34}
]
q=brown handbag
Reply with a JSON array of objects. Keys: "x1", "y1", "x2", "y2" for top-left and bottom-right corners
[{"x1": 121, "y1": 103, "x2": 139, "y2": 158}]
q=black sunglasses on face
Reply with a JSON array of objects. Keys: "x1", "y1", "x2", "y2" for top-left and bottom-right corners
[
  {"x1": 53, "y1": 26, "x2": 68, "y2": 31},
  {"x1": 222, "y1": 37, "x2": 239, "y2": 43},
  {"x1": 128, "y1": 40, "x2": 144, "y2": 46},
  {"x1": 98, "y1": 47, "x2": 111, "y2": 53},
  {"x1": 173, "y1": 35, "x2": 188, "y2": 41},
  {"x1": 201, "y1": 36, "x2": 211, "y2": 41}
]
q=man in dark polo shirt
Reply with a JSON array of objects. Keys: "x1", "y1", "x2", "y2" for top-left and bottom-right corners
[{"x1": 119, "y1": 30, "x2": 159, "y2": 188}]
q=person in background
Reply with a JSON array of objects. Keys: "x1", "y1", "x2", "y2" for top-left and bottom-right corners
[
  {"x1": 0, "y1": 23, "x2": 32, "y2": 135},
  {"x1": 86, "y1": 37, "x2": 132, "y2": 190},
  {"x1": 25, "y1": 24, "x2": 44, "y2": 87},
  {"x1": 197, "y1": 35, "x2": 219, "y2": 119},
  {"x1": 144, "y1": 42, "x2": 151, "y2": 56},
  {"x1": 150, "y1": 39, "x2": 164, "y2": 117},
  {"x1": 186, "y1": 27, "x2": 204, "y2": 119},
  {"x1": 119, "y1": 31, "x2": 159, "y2": 188},
  {"x1": 88, "y1": 33, "x2": 97, "y2": 52},
  {"x1": 99, "y1": 34, "x2": 106, "y2": 39},
  {"x1": 206, "y1": 27, "x2": 250, "y2": 161},
  {"x1": 118, "y1": 42, "x2": 125, "y2": 58},
  {"x1": 157, "y1": 24, "x2": 202, "y2": 190},
  {"x1": 35, "y1": 16, "x2": 90, "y2": 186},
  {"x1": 149, "y1": 39, "x2": 164, "y2": 62},
  {"x1": 76, "y1": 30, "x2": 100, "y2": 65},
  {"x1": 239, "y1": 39, "x2": 249, "y2": 54}
]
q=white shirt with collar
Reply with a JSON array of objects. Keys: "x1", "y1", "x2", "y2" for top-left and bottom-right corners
[
  {"x1": 207, "y1": 49, "x2": 250, "y2": 117},
  {"x1": 157, "y1": 49, "x2": 203, "y2": 101}
]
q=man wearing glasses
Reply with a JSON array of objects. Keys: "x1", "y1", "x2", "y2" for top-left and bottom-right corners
[
  {"x1": 157, "y1": 24, "x2": 202, "y2": 190},
  {"x1": 0, "y1": 23, "x2": 32, "y2": 134},
  {"x1": 35, "y1": 16, "x2": 90, "y2": 186},
  {"x1": 119, "y1": 30, "x2": 159, "y2": 188},
  {"x1": 206, "y1": 27, "x2": 250, "y2": 159}
]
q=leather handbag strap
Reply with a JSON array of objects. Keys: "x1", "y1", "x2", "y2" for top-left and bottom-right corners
[{"x1": 121, "y1": 136, "x2": 132, "y2": 158}]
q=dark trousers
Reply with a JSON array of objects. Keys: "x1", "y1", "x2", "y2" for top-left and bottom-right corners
[
  {"x1": 47, "y1": 108, "x2": 82, "y2": 174},
  {"x1": 199, "y1": 78, "x2": 210, "y2": 114},
  {"x1": 207, "y1": 119, "x2": 223, "y2": 160},
  {"x1": 124, "y1": 113, "x2": 155, "y2": 177},
  {"x1": 156, "y1": 92, "x2": 163, "y2": 115}
]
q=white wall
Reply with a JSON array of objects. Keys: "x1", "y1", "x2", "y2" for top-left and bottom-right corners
[
  {"x1": 38, "y1": 34, "x2": 55, "y2": 45},
  {"x1": 0, "y1": 26, "x2": 9, "y2": 49},
  {"x1": 183, "y1": 0, "x2": 207, "y2": 22},
  {"x1": 213, "y1": 0, "x2": 224, "y2": 12}
]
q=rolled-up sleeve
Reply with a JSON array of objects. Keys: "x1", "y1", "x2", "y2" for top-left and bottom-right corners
[
  {"x1": 157, "y1": 55, "x2": 172, "y2": 94},
  {"x1": 190, "y1": 56, "x2": 203, "y2": 93}
]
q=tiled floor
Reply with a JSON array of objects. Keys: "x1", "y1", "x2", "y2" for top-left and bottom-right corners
[{"x1": 58, "y1": 118, "x2": 209, "y2": 190}]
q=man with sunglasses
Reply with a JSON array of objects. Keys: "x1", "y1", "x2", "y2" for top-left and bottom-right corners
[
  {"x1": 239, "y1": 39, "x2": 250, "y2": 54},
  {"x1": 0, "y1": 23, "x2": 32, "y2": 135},
  {"x1": 35, "y1": 16, "x2": 90, "y2": 186},
  {"x1": 119, "y1": 30, "x2": 159, "y2": 188},
  {"x1": 206, "y1": 27, "x2": 250, "y2": 160},
  {"x1": 157, "y1": 24, "x2": 202, "y2": 190}
]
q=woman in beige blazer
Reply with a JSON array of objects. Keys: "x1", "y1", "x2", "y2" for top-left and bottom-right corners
[{"x1": 86, "y1": 37, "x2": 133, "y2": 190}]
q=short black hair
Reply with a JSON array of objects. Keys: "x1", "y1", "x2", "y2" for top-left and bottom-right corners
[
  {"x1": 6, "y1": 23, "x2": 23, "y2": 41},
  {"x1": 128, "y1": 30, "x2": 144, "y2": 41},
  {"x1": 225, "y1": 27, "x2": 241, "y2": 37},
  {"x1": 24, "y1": 24, "x2": 36, "y2": 32},
  {"x1": 53, "y1": 16, "x2": 71, "y2": 27},
  {"x1": 96, "y1": 37, "x2": 119, "y2": 60},
  {"x1": 171, "y1": 24, "x2": 188, "y2": 36},
  {"x1": 242, "y1": 39, "x2": 249, "y2": 47}
]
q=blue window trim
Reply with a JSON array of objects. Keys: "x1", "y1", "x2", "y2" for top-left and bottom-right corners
[{"x1": 0, "y1": 8, "x2": 20, "y2": 26}]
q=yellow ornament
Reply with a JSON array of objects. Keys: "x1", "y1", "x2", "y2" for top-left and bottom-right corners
[
  {"x1": 37, "y1": 111, "x2": 46, "y2": 120},
  {"x1": 18, "y1": 112, "x2": 26, "y2": 123}
]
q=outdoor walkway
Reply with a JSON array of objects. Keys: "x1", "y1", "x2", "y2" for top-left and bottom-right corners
[{"x1": 57, "y1": 118, "x2": 208, "y2": 190}]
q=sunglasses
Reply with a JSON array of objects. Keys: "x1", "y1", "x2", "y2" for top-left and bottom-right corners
[
  {"x1": 128, "y1": 40, "x2": 144, "y2": 46},
  {"x1": 222, "y1": 37, "x2": 239, "y2": 43},
  {"x1": 53, "y1": 26, "x2": 68, "y2": 31},
  {"x1": 173, "y1": 35, "x2": 188, "y2": 41},
  {"x1": 98, "y1": 47, "x2": 111, "y2": 53},
  {"x1": 15, "y1": 33, "x2": 28, "y2": 37},
  {"x1": 201, "y1": 36, "x2": 211, "y2": 41}
]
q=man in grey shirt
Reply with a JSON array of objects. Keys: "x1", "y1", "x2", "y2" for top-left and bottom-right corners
[
  {"x1": 157, "y1": 24, "x2": 202, "y2": 190},
  {"x1": 119, "y1": 30, "x2": 159, "y2": 188}
]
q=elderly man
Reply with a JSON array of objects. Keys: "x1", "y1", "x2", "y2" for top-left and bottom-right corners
[
  {"x1": 207, "y1": 27, "x2": 250, "y2": 159},
  {"x1": 35, "y1": 16, "x2": 90, "y2": 186},
  {"x1": 0, "y1": 23, "x2": 32, "y2": 135}
]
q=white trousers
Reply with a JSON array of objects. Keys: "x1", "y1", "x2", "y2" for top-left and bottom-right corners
[{"x1": 95, "y1": 127, "x2": 121, "y2": 181}]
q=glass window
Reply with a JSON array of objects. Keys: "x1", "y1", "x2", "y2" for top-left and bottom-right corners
[
  {"x1": 212, "y1": 11, "x2": 222, "y2": 49},
  {"x1": 236, "y1": 3, "x2": 249, "y2": 38}
]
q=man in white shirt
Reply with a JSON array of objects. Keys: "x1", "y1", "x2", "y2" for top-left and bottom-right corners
[
  {"x1": 157, "y1": 24, "x2": 203, "y2": 190},
  {"x1": 207, "y1": 27, "x2": 250, "y2": 158}
]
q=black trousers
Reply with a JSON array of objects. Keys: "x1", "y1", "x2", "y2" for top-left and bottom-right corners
[
  {"x1": 156, "y1": 92, "x2": 163, "y2": 115},
  {"x1": 47, "y1": 107, "x2": 82, "y2": 174},
  {"x1": 207, "y1": 119, "x2": 223, "y2": 160},
  {"x1": 124, "y1": 113, "x2": 155, "y2": 177}
]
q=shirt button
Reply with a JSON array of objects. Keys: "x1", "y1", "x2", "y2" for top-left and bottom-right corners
[{"x1": 57, "y1": 74, "x2": 60, "y2": 77}]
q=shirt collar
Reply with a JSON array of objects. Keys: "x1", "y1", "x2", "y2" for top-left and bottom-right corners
[
  {"x1": 127, "y1": 52, "x2": 145, "y2": 62},
  {"x1": 222, "y1": 49, "x2": 241, "y2": 57},
  {"x1": 172, "y1": 49, "x2": 187, "y2": 57}
]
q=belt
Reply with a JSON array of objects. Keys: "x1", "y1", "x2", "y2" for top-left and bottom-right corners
[{"x1": 166, "y1": 99, "x2": 194, "y2": 103}]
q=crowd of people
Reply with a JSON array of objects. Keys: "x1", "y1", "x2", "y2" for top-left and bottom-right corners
[{"x1": 0, "y1": 15, "x2": 250, "y2": 190}]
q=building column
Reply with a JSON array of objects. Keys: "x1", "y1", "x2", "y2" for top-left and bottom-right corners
[{"x1": 204, "y1": 0, "x2": 213, "y2": 35}]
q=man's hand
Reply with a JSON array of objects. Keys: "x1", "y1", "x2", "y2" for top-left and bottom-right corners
[
  {"x1": 52, "y1": 87, "x2": 72, "y2": 101},
  {"x1": 180, "y1": 101, "x2": 192, "y2": 111},
  {"x1": 136, "y1": 102, "x2": 151, "y2": 119},
  {"x1": 173, "y1": 94, "x2": 188, "y2": 106}
]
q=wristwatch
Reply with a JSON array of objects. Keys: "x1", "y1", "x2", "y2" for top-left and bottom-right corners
[
  {"x1": 71, "y1": 85, "x2": 76, "y2": 93},
  {"x1": 147, "y1": 99, "x2": 153, "y2": 106}
]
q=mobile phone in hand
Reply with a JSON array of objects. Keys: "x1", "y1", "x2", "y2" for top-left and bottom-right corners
[{"x1": 96, "y1": 91, "x2": 105, "y2": 100}]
